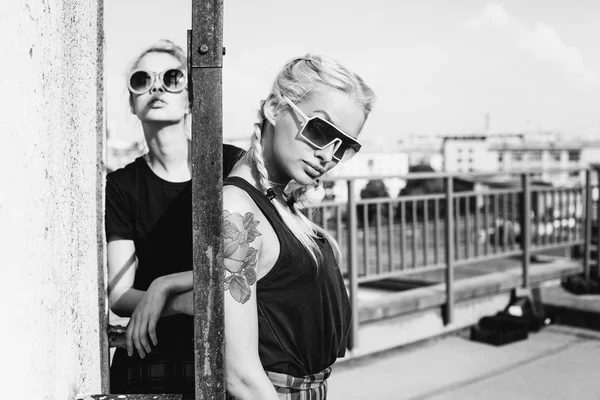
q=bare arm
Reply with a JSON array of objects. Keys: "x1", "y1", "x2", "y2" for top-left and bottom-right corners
[
  {"x1": 107, "y1": 237, "x2": 143, "y2": 317},
  {"x1": 222, "y1": 197, "x2": 278, "y2": 399},
  {"x1": 108, "y1": 235, "x2": 195, "y2": 356},
  {"x1": 108, "y1": 235, "x2": 195, "y2": 316}
]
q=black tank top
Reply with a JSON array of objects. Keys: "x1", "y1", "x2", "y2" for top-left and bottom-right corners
[{"x1": 224, "y1": 177, "x2": 351, "y2": 377}]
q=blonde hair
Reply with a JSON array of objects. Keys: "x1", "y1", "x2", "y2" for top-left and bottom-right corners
[{"x1": 240, "y1": 54, "x2": 376, "y2": 272}]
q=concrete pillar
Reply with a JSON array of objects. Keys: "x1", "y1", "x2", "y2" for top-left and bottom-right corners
[{"x1": 0, "y1": 0, "x2": 105, "y2": 399}]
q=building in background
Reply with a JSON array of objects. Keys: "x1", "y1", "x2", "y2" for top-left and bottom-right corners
[
  {"x1": 440, "y1": 131, "x2": 600, "y2": 187},
  {"x1": 327, "y1": 136, "x2": 409, "y2": 201},
  {"x1": 443, "y1": 135, "x2": 490, "y2": 173}
]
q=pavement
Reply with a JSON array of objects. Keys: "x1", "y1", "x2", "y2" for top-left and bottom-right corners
[{"x1": 328, "y1": 324, "x2": 600, "y2": 400}]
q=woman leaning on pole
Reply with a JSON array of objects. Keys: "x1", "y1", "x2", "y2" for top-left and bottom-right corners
[{"x1": 105, "y1": 39, "x2": 243, "y2": 398}]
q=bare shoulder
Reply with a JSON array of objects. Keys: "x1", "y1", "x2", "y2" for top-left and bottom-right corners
[
  {"x1": 223, "y1": 184, "x2": 259, "y2": 213},
  {"x1": 222, "y1": 184, "x2": 264, "y2": 304}
]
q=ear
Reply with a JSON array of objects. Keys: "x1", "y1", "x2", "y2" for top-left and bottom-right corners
[
  {"x1": 262, "y1": 98, "x2": 278, "y2": 126},
  {"x1": 264, "y1": 113, "x2": 277, "y2": 126}
]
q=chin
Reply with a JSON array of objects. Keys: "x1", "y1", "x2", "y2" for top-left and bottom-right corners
[
  {"x1": 142, "y1": 115, "x2": 184, "y2": 124},
  {"x1": 293, "y1": 173, "x2": 319, "y2": 186}
]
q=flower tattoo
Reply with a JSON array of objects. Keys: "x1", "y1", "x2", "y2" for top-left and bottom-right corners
[{"x1": 222, "y1": 210, "x2": 262, "y2": 304}]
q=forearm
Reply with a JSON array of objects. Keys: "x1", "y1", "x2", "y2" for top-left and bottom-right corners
[
  {"x1": 156, "y1": 271, "x2": 193, "y2": 295},
  {"x1": 109, "y1": 288, "x2": 145, "y2": 317},
  {"x1": 163, "y1": 290, "x2": 194, "y2": 316},
  {"x1": 111, "y1": 283, "x2": 193, "y2": 319}
]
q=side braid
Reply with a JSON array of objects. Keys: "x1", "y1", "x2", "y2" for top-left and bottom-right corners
[
  {"x1": 243, "y1": 102, "x2": 326, "y2": 271},
  {"x1": 250, "y1": 122, "x2": 271, "y2": 194}
]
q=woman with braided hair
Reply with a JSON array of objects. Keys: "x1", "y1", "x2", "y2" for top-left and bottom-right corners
[
  {"x1": 221, "y1": 53, "x2": 375, "y2": 399},
  {"x1": 124, "y1": 53, "x2": 375, "y2": 399}
]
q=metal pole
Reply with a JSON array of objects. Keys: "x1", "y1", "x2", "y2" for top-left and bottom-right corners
[
  {"x1": 444, "y1": 176, "x2": 454, "y2": 325},
  {"x1": 347, "y1": 180, "x2": 359, "y2": 349},
  {"x1": 584, "y1": 169, "x2": 592, "y2": 280},
  {"x1": 190, "y1": 0, "x2": 225, "y2": 398},
  {"x1": 521, "y1": 173, "x2": 531, "y2": 288}
]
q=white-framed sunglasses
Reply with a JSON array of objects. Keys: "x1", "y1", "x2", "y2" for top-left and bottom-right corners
[
  {"x1": 127, "y1": 68, "x2": 187, "y2": 95},
  {"x1": 283, "y1": 96, "x2": 361, "y2": 162}
]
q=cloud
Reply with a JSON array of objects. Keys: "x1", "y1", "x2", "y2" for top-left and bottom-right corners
[{"x1": 466, "y1": 3, "x2": 598, "y2": 84}]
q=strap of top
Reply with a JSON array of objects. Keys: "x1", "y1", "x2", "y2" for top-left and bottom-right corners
[{"x1": 223, "y1": 176, "x2": 285, "y2": 233}]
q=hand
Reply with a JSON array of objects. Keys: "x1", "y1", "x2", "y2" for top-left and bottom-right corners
[{"x1": 126, "y1": 278, "x2": 169, "y2": 358}]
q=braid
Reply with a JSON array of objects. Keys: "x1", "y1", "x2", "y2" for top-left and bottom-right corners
[
  {"x1": 242, "y1": 101, "x2": 325, "y2": 271},
  {"x1": 250, "y1": 122, "x2": 271, "y2": 194}
]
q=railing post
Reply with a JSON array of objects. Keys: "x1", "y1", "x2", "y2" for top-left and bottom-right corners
[
  {"x1": 595, "y1": 167, "x2": 600, "y2": 280},
  {"x1": 190, "y1": 0, "x2": 225, "y2": 398},
  {"x1": 347, "y1": 179, "x2": 359, "y2": 349},
  {"x1": 584, "y1": 169, "x2": 592, "y2": 280},
  {"x1": 444, "y1": 176, "x2": 454, "y2": 325},
  {"x1": 521, "y1": 173, "x2": 531, "y2": 288}
]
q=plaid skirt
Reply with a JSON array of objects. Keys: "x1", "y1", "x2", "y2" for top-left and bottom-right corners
[
  {"x1": 227, "y1": 367, "x2": 331, "y2": 400},
  {"x1": 110, "y1": 347, "x2": 195, "y2": 400}
]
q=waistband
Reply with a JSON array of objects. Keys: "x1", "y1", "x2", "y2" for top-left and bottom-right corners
[{"x1": 265, "y1": 368, "x2": 331, "y2": 393}]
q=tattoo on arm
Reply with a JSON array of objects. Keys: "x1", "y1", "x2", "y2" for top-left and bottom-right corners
[{"x1": 222, "y1": 210, "x2": 262, "y2": 304}]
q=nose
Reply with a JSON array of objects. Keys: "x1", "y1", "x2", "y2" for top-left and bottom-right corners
[
  {"x1": 149, "y1": 73, "x2": 164, "y2": 93},
  {"x1": 314, "y1": 143, "x2": 336, "y2": 164}
]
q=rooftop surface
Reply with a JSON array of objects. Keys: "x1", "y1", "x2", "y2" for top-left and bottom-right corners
[{"x1": 329, "y1": 317, "x2": 600, "y2": 399}]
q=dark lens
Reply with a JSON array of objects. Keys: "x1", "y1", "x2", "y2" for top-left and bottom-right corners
[
  {"x1": 129, "y1": 71, "x2": 152, "y2": 93},
  {"x1": 334, "y1": 144, "x2": 356, "y2": 161},
  {"x1": 334, "y1": 138, "x2": 361, "y2": 162},
  {"x1": 163, "y1": 69, "x2": 185, "y2": 91},
  {"x1": 304, "y1": 118, "x2": 337, "y2": 147}
]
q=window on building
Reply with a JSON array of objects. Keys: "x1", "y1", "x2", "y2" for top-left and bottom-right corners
[
  {"x1": 529, "y1": 150, "x2": 542, "y2": 162},
  {"x1": 551, "y1": 150, "x2": 561, "y2": 162},
  {"x1": 568, "y1": 150, "x2": 580, "y2": 162},
  {"x1": 498, "y1": 152, "x2": 504, "y2": 163},
  {"x1": 513, "y1": 151, "x2": 523, "y2": 162}
]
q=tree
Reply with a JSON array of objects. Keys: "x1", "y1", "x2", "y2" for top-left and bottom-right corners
[
  {"x1": 398, "y1": 164, "x2": 444, "y2": 222},
  {"x1": 358, "y1": 179, "x2": 390, "y2": 226},
  {"x1": 399, "y1": 164, "x2": 444, "y2": 197}
]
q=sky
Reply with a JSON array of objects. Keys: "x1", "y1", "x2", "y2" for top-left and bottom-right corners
[{"x1": 105, "y1": 0, "x2": 600, "y2": 147}]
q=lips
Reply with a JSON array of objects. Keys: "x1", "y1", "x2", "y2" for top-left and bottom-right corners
[
  {"x1": 303, "y1": 161, "x2": 325, "y2": 178},
  {"x1": 148, "y1": 98, "x2": 166, "y2": 108}
]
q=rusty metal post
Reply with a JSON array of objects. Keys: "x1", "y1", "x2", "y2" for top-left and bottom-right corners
[
  {"x1": 190, "y1": 0, "x2": 225, "y2": 398},
  {"x1": 521, "y1": 173, "x2": 531, "y2": 288},
  {"x1": 347, "y1": 180, "x2": 359, "y2": 349},
  {"x1": 584, "y1": 169, "x2": 592, "y2": 280},
  {"x1": 444, "y1": 176, "x2": 454, "y2": 325}
]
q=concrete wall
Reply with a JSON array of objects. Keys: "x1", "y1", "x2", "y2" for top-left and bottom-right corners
[{"x1": 0, "y1": 0, "x2": 106, "y2": 399}]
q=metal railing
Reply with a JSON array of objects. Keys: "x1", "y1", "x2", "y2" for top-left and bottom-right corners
[{"x1": 306, "y1": 167, "x2": 600, "y2": 349}]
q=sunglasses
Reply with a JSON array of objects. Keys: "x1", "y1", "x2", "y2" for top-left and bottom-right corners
[
  {"x1": 127, "y1": 68, "x2": 187, "y2": 95},
  {"x1": 283, "y1": 97, "x2": 361, "y2": 162}
]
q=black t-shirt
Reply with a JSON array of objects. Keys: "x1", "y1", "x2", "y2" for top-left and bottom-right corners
[{"x1": 105, "y1": 144, "x2": 244, "y2": 290}]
